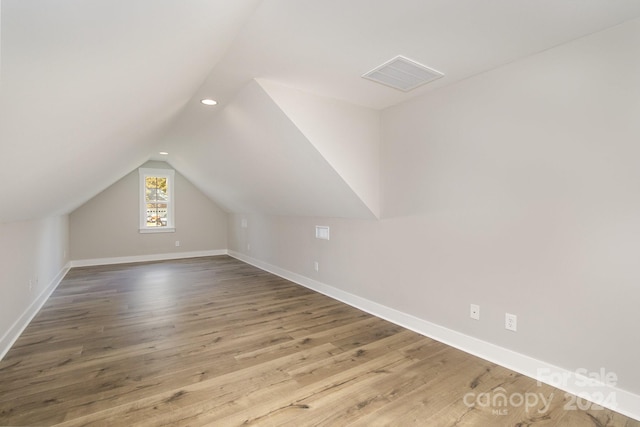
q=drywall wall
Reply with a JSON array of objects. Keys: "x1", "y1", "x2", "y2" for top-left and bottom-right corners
[
  {"x1": 257, "y1": 79, "x2": 381, "y2": 217},
  {"x1": 0, "y1": 215, "x2": 69, "y2": 358},
  {"x1": 227, "y1": 17, "x2": 640, "y2": 402},
  {"x1": 164, "y1": 80, "x2": 376, "y2": 219},
  {"x1": 69, "y1": 161, "x2": 227, "y2": 260}
]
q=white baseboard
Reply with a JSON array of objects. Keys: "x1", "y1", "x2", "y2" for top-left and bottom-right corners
[
  {"x1": 228, "y1": 250, "x2": 640, "y2": 422},
  {"x1": 70, "y1": 249, "x2": 228, "y2": 267},
  {"x1": 0, "y1": 262, "x2": 71, "y2": 361}
]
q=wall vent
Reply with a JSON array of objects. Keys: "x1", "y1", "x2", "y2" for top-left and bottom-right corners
[
  {"x1": 362, "y1": 55, "x2": 443, "y2": 92},
  {"x1": 315, "y1": 226, "x2": 330, "y2": 240}
]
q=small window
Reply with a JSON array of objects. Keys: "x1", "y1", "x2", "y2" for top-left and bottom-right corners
[{"x1": 139, "y1": 168, "x2": 175, "y2": 233}]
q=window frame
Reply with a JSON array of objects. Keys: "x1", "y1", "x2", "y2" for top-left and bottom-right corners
[{"x1": 139, "y1": 167, "x2": 175, "y2": 233}]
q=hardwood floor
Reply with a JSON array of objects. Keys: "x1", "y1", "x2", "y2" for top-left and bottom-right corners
[{"x1": 0, "y1": 256, "x2": 637, "y2": 426}]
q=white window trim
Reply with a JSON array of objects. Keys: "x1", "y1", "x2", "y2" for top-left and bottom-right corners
[{"x1": 139, "y1": 167, "x2": 175, "y2": 233}]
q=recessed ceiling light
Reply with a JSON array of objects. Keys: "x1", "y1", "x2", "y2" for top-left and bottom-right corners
[
  {"x1": 200, "y1": 98, "x2": 217, "y2": 106},
  {"x1": 159, "y1": 151, "x2": 169, "y2": 155}
]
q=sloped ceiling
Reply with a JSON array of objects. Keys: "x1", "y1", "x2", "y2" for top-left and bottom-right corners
[
  {"x1": 3, "y1": 0, "x2": 640, "y2": 223},
  {"x1": 0, "y1": 0, "x2": 260, "y2": 222},
  {"x1": 256, "y1": 79, "x2": 381, "y2": 218},
  {"x1": 166, "y1": 80, "x2": 376, "y2": 219}
]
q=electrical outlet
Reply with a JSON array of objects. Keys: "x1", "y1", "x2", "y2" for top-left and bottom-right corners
[
  {"x1": 247, "y1": 243, "x2": 251, "y2": 251},
  {"x1": 314, "y1": 261, "x2": 319, "y2": 272},
  {"x1": 505, "y1": 313, "x2": 517, "y2": 332},
  {"x1": 470, "y1": 304, "x2": 480, "y2": 320},
  {"x1": 175, "y1": 240, "x2": 180, "y2": 247}
]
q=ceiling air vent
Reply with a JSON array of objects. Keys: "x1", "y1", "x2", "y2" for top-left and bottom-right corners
[{"x1": 362, "y1": 55, "x2": 443, "y2": 92}]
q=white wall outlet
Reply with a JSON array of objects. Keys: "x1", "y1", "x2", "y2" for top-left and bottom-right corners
[
  {"x1": 470, "y1": 304, "x2": 480, "y2": 320},
  {"x1": 247, "y1": 243, "x2": 251, "y2": 251},
  {"x1": 175, "y1": 240, "x2": 180, "y2": 247},
  {"x1": 505, "y1": 313, "x2": 517, "y2": 332},
  {"x1": 314, "y1": 261, "x2": 319, "y2": 272},
  {"x1": 241, "y1": 218, "x2": 248, "y2": 228}
]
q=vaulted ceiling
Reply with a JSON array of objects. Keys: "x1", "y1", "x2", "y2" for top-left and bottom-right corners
[{"x1": 2, "y1": 0, "x2": 640, "y2": 222}]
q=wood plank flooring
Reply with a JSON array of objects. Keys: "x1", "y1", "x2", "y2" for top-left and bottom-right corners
[{"x1": 0, "y1": 255, "x2": 638, "y2": 426}]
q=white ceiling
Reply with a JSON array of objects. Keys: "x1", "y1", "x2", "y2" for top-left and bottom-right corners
[
  {"x1": 2, "y1": 0, "x2": 640, "y2": 222},
  {"x1": 194, "y1": 0, "x2": 640, "y2": 110},
  {"x1": 166, "y1": 80, "x2": 378, "y2": 219}
]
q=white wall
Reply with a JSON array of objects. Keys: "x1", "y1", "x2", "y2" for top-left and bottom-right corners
[
  {"x1": 165, "y1": 80, "x2": 376, "y2": 219},
  {"x1": 70, "y1": 161, "x2": 227, "y2": 261},
  {"x1": 258, "y1": 79, "x2": 381, "y2": 217},
  {"x1": 227, "y1": 18, "x2": 640, "y2": 402},
  {"x1": 0, "y1": 215, "x2": 69, "y2": 358}
]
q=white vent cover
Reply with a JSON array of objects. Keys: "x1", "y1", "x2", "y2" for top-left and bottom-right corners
[
  {"x1": 315, "y1": 226, "x2": 330, "y2": 240},
  {"x1": 362, "y1": 56, "x2": 443, "y2": 92}
]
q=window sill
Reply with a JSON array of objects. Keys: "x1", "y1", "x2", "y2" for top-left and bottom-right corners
[{"x1": 139, "y1": 227, "x2": 176, "y2": 234}]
